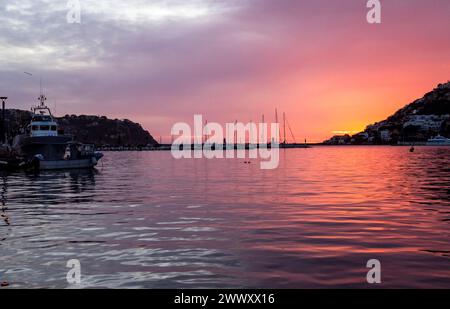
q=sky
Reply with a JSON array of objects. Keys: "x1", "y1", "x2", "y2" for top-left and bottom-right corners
[{"x1": 0, "y1": 0, "x2": 449, "y2": 143}]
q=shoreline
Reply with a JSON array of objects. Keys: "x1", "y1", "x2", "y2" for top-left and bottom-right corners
[{"x1": 96, "y1": 143, "x2": 449, "y2": 151}]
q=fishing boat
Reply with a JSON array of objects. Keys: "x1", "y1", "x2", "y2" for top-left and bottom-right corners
[
  {"x1": 12, "y1": 94, "x2": 103, "y2": 170},
  {"x1": 426, "y1": 135, "x2": 450, "y2": 146}
]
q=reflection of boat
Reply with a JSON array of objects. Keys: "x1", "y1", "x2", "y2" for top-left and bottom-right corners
[
  {"x1": 12, "y1": 94, "x2": 103, "y2": 170},
  {"x1": 426, "y1": 135, "x2": 450, "y2": 146}
]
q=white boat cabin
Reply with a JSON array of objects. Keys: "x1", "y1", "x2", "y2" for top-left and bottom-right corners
[{"x1": 28, "y1": 94, "x2": 59, "y2": 137}]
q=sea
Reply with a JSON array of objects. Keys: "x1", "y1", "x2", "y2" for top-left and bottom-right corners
[{"x1": 1, "y1": 146, "x2": 449, "y2": 288}]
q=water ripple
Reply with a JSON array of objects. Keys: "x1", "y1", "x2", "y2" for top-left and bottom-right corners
[{"x1": 0, "y1": 147, "x2": 449, "y2": 288}]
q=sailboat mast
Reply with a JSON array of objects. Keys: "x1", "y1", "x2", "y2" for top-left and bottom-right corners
[
  {"x1": 275, "y1": 109, "x2": 279, "y2": 143},
  {"x1": 234, "y1": 120, "x2": 238, "y2": 145},
  {"x1": 283, "y1": 112, "x2": 286, "y2": 144},
  {"x1": 204, "y1": 119, "x2": 208, "y2": 144},
  {"x1": 249, "y1": 119, "x2": 252, "y2": 144}
]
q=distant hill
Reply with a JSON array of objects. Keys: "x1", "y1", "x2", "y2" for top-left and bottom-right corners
[
  {"x1": 4, "y1": 109, "x2": 158, "y2": 147},
  {"x1": 324, "y1": 81, "x2": 450, "y2": 145}
]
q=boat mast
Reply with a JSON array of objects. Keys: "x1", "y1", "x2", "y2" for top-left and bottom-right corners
[
  {"x1": 38, "y1": 93, "x2": 47, "y2": 107},
  {"x1": 261, "y1": 114, "x2": 265, "y2": 144},
  {"x1": 234, "y1": 120, "x2": 237, "y2": 145},
  {"x1": 286, "y1": 117, "x2": 297, "y2": 144},
  {"x1": 37, "y1": 75, "x2": 47, "y2": 110},
  {"x1": 275, "y1": 109, "x2": 279, "y2": 143},
  {"x1": 204, "y1": 119, "x2": 208, "y2": 144},
  {"x1": 249, "y1": 118, "x2": 253, "y2": 145}
]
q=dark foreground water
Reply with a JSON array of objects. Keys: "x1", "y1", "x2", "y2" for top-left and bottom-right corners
[{"x1": 0, "y1": 146, "x2": 449, "y2": 288}]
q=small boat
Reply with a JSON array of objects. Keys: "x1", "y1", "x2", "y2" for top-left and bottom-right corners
[
  {"x1": 12, "y1": 94, "x2": 103, "y2": 170},
  {"x1": 426, "y1": 135, "x2": 450, "y2": 146}
]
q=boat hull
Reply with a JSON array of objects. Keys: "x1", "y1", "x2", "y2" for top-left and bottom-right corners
[
  {"x1": 35, "y1": 158, "x2": 100, "y2": 170},
  {"x1": 12, "y1": 134, "x2": 104, "y2": 170},
  {"x1": 426, "y1": 136, "x2": 450, "y2": 146},
  {"x1": 14, "y1": 134, "x2": 73, "y2": 160}
]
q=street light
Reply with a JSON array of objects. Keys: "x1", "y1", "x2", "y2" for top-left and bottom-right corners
[{"x1": 0, "y1": 97, "x2": 7, "y2": 144}]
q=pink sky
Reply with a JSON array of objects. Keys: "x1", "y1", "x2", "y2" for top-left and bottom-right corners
[{"x1": 1, "y1": 0, "x2": 449, "y2": 142}]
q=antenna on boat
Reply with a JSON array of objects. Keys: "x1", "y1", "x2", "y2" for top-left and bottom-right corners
[
  {"x1": 23, "y1": 72, "x2": 47, "y2": 109},
  {"x1": 38, "y1": 93, "x2": 47, "y2": 107},
  {"x1": 38, "y1": 75, "x2": 47, "y2": 107}
]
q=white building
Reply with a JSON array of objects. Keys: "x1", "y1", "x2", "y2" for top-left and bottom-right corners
[
  {"x1": 403, "y1": 114, "x2": 449, "y2": 131},
  {"x1": 380, "y1": 130, "x2": 391, "y2": 142}
]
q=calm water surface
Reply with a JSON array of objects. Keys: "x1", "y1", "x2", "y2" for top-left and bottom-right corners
[{"x1": 0, "y1": 146, "x2": 449, "y2": 288}]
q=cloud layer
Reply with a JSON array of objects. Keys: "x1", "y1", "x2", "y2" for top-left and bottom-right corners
[{"x1": 1, "y1": 0, "x2": 449, "y2": 142}]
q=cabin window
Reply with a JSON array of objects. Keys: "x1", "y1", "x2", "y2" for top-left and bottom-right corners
[
  {"x1": 32, "y1": 125, "x2": 38, "y2": 131},
  {"x1": 33, "y1": 116, "x2": 51, "y2": 122},
  {"x1": 40, "y1": 125, "x2": 50, "y2": 131},
  {"x1": 51, "y1": 125, "x2": 57, "y2": 131}
]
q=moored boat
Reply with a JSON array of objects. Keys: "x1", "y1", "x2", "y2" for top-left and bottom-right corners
[
  {"x1": 426, "y1": 135, "x2": 450, "y2": 146},
  {"x1": 12, "y1": 94, "x2": 103, "y2": 170}
]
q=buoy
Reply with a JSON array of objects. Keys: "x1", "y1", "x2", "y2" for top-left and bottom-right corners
[
  {"x1": 410, "y1": 146, "x2": 415, "y2": 153},
  {"x1": 1, "y1": 281, "x2": 9, "y2": 287}
]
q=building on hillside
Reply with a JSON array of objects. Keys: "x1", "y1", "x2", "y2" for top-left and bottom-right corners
[
  {"x1": 380, "y1": 130, "x2": 391, "y2": 142},
  {"x1": 403, "y1": 115, "x2": 449, "y2": 131}
]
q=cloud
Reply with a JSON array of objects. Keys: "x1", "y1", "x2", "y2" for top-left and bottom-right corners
[{"x1": 0, "y1": 0, "x2": 449, "y2": 142}]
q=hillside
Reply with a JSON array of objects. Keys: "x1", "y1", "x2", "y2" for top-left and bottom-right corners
[
  {"x1": 4, "y1": 109, "x2": 158, "y2": 147},
  {"x1": 324, "y1": 81, "x2": 450, "y2": 145}
]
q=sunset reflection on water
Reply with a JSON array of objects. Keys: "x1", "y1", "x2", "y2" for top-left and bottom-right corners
[{"x1": 0, "y1": 146, "x2": 449, "y2": 288}]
